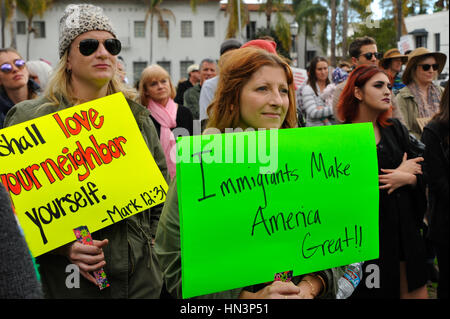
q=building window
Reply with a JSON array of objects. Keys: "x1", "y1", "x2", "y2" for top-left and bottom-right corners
[
  {"x1": 181, "y1": 21, "x2": 192, "y2": 38},
  {"x1": 435, "y1": 33, "x2": 440, "y2": 52},
  {"x1": 158, "y1": 21, "x2": 169, "y2": 38},
  {"x1": 415, "y1": 35, "x2": 427, "y2": 48},
  {"x1": 134, "y1": 21, "x2": 145, "y2": 38},
  {"x1": 32, "y1": 21, "x2": 46, "y2": 38},
  {"x1": 180, "y1": 60, "x2": 194, "y2": 80},
  {"x1": 306, "y1": 50, "x2": 316, "y2": 65},
  {"x1": 246, "y1": 21, "x2": 256, "y2": 40},
  {"x1": 157, "y1": 61, "x2": 171, "y2": 77},
  {"x1": 17, "y1": 21, "x2": 26, "y2": 35},
  {"x1": 204, "y1": 21, "x2": 214, "y2": 37},
  {"x1": 133, "y1": 61, "x2": 148, "y2": 87}
]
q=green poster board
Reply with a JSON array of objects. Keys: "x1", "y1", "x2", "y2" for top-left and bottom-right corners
[{"x1": 176, "y1": 123, "x2": 379, "y2": 299}]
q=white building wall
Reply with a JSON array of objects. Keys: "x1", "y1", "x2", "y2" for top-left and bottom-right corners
[{"x1": 1, "y1": 0, "x2": 312, "y2": 84}]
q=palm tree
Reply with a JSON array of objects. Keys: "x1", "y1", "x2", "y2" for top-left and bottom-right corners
[
  {"x1": 293, "y1": 0, "x2": 328, "y2": 67},
  {"x1": 16, "y1": 0, "x2": 52, "y2": 60},
  {"x1": 143, "y1": 0, "x2": 175, "y2": 64},
  {"x1": 391, "y1": 0, "x2": 408, "y2": 38},
  {"x1": 330, "y1": 0, "x2": 337, "y2": 67},
  {"x1": 2, "y1": 0, "x2": 20, "y2": 49},
  {"x1": 379, "y1": 0, "x2": 414, "y2": 39},
  {"x1": 223, "y1": 0, "x2": 249, "y2": 39},
  {"x1": 258, "y1": 0, "x2": 294, "y2": 52},
  {"x1": 189, "y1": 0, "x2": 208, "y2": 13},
  {"x1": 341, "y1": 0, "x2": 349, "y2": 59}
]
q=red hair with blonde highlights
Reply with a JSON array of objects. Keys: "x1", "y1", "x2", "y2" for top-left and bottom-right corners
[
  {"x1": 206, "y1": 46, "x2": 297, "y2": 132},
  {"x1": 337, "y1": 64, "x2": 393, "y2": 127}
]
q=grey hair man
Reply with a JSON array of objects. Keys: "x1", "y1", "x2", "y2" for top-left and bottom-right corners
[{"x1": 183, "y1": 58, "x2": 217, "y2": 120}]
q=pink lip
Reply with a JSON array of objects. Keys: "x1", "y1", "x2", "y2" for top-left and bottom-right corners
[
  {"x1": 13, "y1": 74, "x2": 23, "y2": 81},
  {"x1": 262, "y1": 113, "x2": 281, "y2": 118},
  {"x1": 93, "y1": 64, "x2": 110, "y2": 68},
  {"x1": 382, "y1": 98, "x2": 390, "y2": 103}
]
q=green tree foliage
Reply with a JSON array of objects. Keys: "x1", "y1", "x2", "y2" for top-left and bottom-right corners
[
  {"x1": 143, "y1": 0, "x2": 175, "y2": 64},
  {"x1": 254, "y1": 26, "x2": 290, "y2": 60},
  {"x1": 349, "y1": 18, "x2": 397, "y2": 55},
  {"x1": 16, "y1": 0, "x2": 53, "y2": 59},
  {"x1": 258, "y1": 0, "x2": 294, "y2": 52},
  {"x1": 223, "y1": 0, "x2": 249, "y2": 39},
  {"x1": 434, "y1": 0, "x2": 449, "y2": 11}
]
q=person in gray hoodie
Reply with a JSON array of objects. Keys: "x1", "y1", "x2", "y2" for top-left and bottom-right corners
[{"x1": 0, "y1": 183, "x2": 43, "y2": 298}]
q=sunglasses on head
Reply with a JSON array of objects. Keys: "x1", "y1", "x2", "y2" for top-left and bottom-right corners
[
  {"x1": 0, "y1": 59, "x2": 26, "y2": 73},
  {"x1": 418, "y1": 63, "x2": 439, "y2": 71},
  {"x1": 77, "y1": 38, "x2": 122, "y2": 56},
  {"x1": 359, "y1": 52, "x2": 383, "y2": 60}
]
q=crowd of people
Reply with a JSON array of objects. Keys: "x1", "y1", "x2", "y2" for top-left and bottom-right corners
[{"x1": 0, "y1": 3, "x2": 448, "y2": 300}]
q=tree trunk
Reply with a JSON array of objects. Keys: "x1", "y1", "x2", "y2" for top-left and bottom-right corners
[
  {"x1": 330, "y1": 0, "x2": 336, "y2": 67},
  {"x1": 342, "y1": 0, "x2": 348, "y2": 59},
  {"x1": 266, "y1": 12, "x2": 271, "y2": 31},
  {"x1": 26, "y1": 17, "x2": 32, "y2": 60},
  {"x1": 9, "y1": 0, "x2": 17, "y2": 49},
  {"x1": 304, "y1": 26, "x2": 307, "y2": 68},
  {"x1": 150, "y1": 14, "x2": 154, "y2": 65},
  {"x1": 396, "y1": 0, "x2": 402, "y2": 41},
  {"x1": 266, "y1": 0, "x2": 272, "y2": 31},
  {"x1": 1, "y1": 0, "x2": 5, "y2": 47}
]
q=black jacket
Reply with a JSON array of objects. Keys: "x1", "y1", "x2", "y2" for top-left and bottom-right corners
[
  {"x1": 0, "y1": 79, "x2": 40, "y2": 128},
  {"x1": 422, "y1": 120, "x2": 449, "y2": 245},
  {"x1": 352, "y1": 118, "x2": 428, "y2": 298},
  {"x1": 174, "y1": 80, "x2": 193, "y2": 105}
]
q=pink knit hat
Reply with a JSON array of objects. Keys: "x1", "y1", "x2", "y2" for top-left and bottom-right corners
[{"x1": 241, "y1": 39, "x2": 277, "y2": 55}]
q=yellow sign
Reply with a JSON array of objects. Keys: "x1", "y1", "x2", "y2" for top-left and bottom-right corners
[{"x1": 0, "y1": 93, "x2": 168, "y2": 257}]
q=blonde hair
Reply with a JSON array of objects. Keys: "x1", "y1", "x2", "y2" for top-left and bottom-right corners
[
  {"x1": 43, "y1": 51, "x2": 136, "y2": 106},
  {"x1": 0, "y1": 48, "x2": 36, "y2": 100},
  {"x1": 138, "y1": 64, "x2": 176, "y2": 106}
]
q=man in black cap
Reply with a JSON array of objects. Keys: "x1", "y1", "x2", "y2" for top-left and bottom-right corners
[{"x1": 174, "y1": 63, "x2": 200, "y2": 105}]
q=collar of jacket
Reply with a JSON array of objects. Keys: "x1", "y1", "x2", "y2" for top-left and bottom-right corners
[
  {"x1": 28, "y1": 78, "x2": 41, "y2": 93},
  {"x1": 397, "y1": 85, "x2": 415, "y2": 99}
]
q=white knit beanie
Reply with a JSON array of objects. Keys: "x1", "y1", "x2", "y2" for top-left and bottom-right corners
[{"x1": 58, "y1": 4, "x2": 117, "y2": 58}]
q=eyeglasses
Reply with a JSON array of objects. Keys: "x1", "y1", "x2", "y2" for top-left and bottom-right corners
[
  {"x1": 359, "y1": 52, "x2": 383, "y2": 60},
  {"x1": 418, "y1": 63, "x2": 439, "y2": 71},
  {"x1": 0, "y1": 59, "x2": 26, "y2": 73},
  {"x1": 77, "y1": 38, "x2": 122, "y2": 56}
]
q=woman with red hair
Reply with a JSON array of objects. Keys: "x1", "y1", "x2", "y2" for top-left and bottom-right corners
[
  {"x1": 337, "y1": 65, "x2": 428, "y2": 298},
  {"x1": 155, "y1": 47, "x2": 345, "y2": 299}
]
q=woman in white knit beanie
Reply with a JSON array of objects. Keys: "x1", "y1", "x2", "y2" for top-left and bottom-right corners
[{"x1": 26, "y1": 60, "x2": 53, "y2": 91}]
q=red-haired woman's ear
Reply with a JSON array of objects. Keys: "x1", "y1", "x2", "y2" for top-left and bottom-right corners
[{"x1": 354, "y1": 87, "x2": 363, "y2": 101}]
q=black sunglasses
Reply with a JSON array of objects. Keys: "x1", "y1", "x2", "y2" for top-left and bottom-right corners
[
  {"x1": 0, "y1": 59, "x2": 26, "y2": 73},
  {"x1": 359, "y1": 52, "x2": 383, "y2": 60},
  {"x1": 78, "y1": 38, "x2": 121, "y2": 56},
  {"x1": 418, "y1": 63, "x2": 439, "y2": 71}
]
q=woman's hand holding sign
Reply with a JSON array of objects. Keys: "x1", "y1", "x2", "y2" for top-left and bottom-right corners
[
  {"x1": 240, "y1": 280, "x2": 302, "y2": 299},
  {"x1": 61, "y1": 239, "x2": 109, "y2": 285}
]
